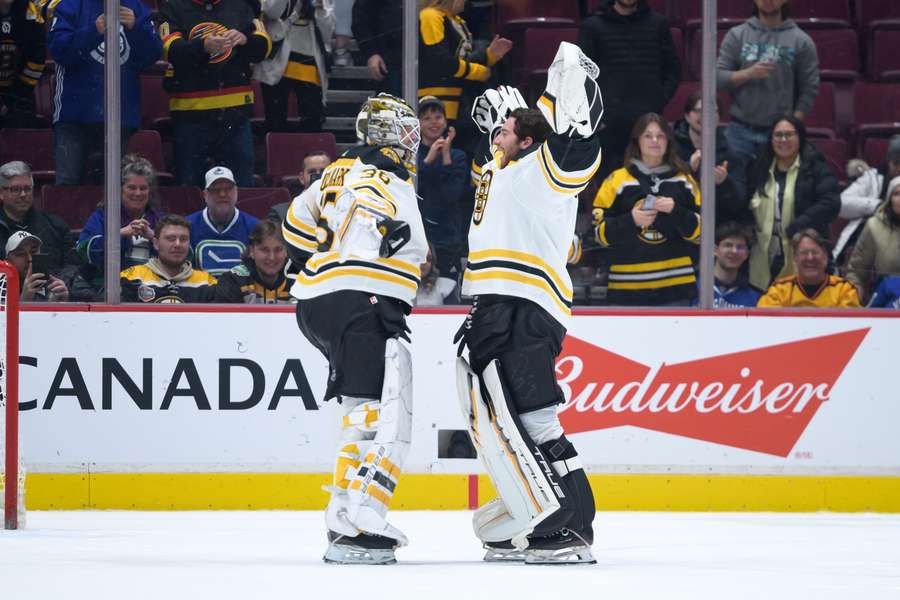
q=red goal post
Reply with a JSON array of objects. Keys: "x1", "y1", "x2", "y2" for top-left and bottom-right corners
[{"x1": 0, "y1": 260, "x2": 21, "y2": 529}]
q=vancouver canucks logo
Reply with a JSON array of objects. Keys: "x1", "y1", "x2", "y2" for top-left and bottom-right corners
[
  {"x1": 90, "y1": 27, "x2": 131, "y2": 64},
  {"x1": 189, "y1": 22, "x2": 231, "y2": 63}
]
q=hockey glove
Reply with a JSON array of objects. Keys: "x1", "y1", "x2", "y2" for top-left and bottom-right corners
[
  {"x1": 471, "y1": 85, "x2": 528, "y2": 139},
  {"x1": 539, "y1": 42, "x2": 604, "y2": 138},
  {"x1": 378, "y1": 218, "x2": 411, "y2": 258}
]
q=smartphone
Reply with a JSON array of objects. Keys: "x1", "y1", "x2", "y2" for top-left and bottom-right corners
[
  {"x1": 642, "y1": 195, "x2": 657, "y2": 210},
  {"x1": 31, "y1": 253, "x2": 53, "y2": 277}
]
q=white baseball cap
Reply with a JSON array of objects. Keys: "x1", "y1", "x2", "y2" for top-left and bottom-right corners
[
  {"x1": 204, "y1": 166, "x2": 236, "y2": 190},
  {"x1": 4, "y1": 231, "x2": 42, "y2": 258}
]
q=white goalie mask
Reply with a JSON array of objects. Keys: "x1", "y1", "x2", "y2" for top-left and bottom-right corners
[{"x1": 355, "y1": 93, "x2": 421, "y2": 162}]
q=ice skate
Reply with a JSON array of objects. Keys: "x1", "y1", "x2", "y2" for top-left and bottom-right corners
[
  {"x1": 482, "y1": 539, "x2": 527, "y2": 562},
  {"x1": 523, "y1": 528, "x2": 596, "y2": 565},
  {"x1": 323, "y1": 530, "x2": 400, "y2": 565}
]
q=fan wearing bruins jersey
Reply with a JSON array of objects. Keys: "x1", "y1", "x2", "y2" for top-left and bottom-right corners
[
  {"x1": 454, "y1": 43, "x2": 602, "y2": 565},
  {"x1": 281, "y1": 93, "x2": 426, "y2": 566}
]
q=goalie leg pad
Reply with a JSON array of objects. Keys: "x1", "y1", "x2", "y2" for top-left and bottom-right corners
[
  {"x1": 456, "y1": 357, "x2": 569, "y2": 549},
  {"x1": 537, "y1": 435, "x2": 595, "y2": 544},
  {"x1": 325, "y1": 339, "x2": 413, "y2": 547}
]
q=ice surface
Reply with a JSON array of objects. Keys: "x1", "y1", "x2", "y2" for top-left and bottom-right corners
[{"x1": 2, "y1": 511, "x2": 899, "y2": 599}]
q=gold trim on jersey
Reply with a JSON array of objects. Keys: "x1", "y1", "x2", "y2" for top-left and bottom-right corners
[
  {"x1": 537, "y1": 142, "x2": 600, "y2": 195},
  {"x1": 608, "y1": 275, "x2": 696, "y2": 290},
  {"x1": 607, "y1": 256, "x2": 696, "y2": 291},
  {"x1": 468, "y1": 249, "x2": 572, "y2": 298},
  {"x1": 464, "y1": 269, "x2": 572, "y2": 316},
  {"x1": 284, "y1": 61, "x2": 321, "y2": 85},
  {"x1": 306, "y1": 252, "x2": 420, "y2": 277}
]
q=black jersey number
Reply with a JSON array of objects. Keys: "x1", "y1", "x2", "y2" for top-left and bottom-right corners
[
  {"x1": 361, "y1": 167, "x2": 391, "y2": 186},
  {"x1": 472, "y1": 170, "x2": 493, "y2": 226}
]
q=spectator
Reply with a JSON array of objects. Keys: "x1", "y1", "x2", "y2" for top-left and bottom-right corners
[
  {"x1": 47, "y1": 0, "x2": 161, "y2": 185},
  {"x1": 694, "y1": 221, "x2": 762, "y2": 308},
  {"x1": 592, "y1": 113, "x2": 701, "y2": 306},
  {"x1": 255, "y1": 0, "x2": 335, "y2": 134},
  {"x1": 745, "y1": 115, "x2": 839, "y2": 291},
  {"x1": 578, "y1": 0, "x2": 680, "y2": 183},
  {"x1": 0, "y1": 161, "x2": 78, "y2": 276},
  {"x1": 673, "y1": 91, "x2": 749, "y2": 225},
  {"x1": 267, "y1": 150, "x2": 331, "y2": 222},
  {"x1": 869, "y1": 275, "x2": 900, "y2": 309},
  {"x1": 717, "y1": 0, "x2": 819, "y2": 197},
  {"x1": 187, "y1": 166, "x2": 259, "y2": 276},
  {"x1": 352, "y1": 0, "x2": 403, "y2": 96},
  {"x1": 418, "y1": 0, "x2": 512, "y2": 124},
  {"x1": 834, "y1": 135, "x2": 900, "y2": 263},
  {"x1": 846, "y1": 176, "x2": 900, "y2": 303},
  {"x1": 214, "y1": 219, "x2": 293, "y2": 303},
  {"x1": 120, "y1": 214, "x2": 217, "y2": 303},
  {"x1": 416, "y1": 95, "x2": 468, "y2": 280},
  {"x1": 158, "y1": 0, "x2": 272, "y2": 187},
  {"x1": 414, "y1": 243, "x2": 456, "y2": 306},
  {"x1": 331, "y1": 0, "x2": 353, "y2": 66},
  {"x1": 3, "y1": 231, "x2": 69, "y2": 301},
  {"x1": 757, "y1": 229, "x2": 860, "y2": 308},
  {"x1": 0, "y1": 0, "x2": 47, "y2": 128}
]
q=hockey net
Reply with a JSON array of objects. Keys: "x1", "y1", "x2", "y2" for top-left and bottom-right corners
[{"x1": 0, "y1": 261, "x2": 22, "y2": 529}]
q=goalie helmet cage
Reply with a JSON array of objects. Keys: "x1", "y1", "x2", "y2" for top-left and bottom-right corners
[{"x1": 0, "y1": 261, "x2": 21, "y2": 529}]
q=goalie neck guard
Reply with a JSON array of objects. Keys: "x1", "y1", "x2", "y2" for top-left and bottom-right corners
[{"x1": 356, "y1": 94, "x2": 421, "y2": 164}]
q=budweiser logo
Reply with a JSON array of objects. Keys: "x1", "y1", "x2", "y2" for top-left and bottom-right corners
[{"x1": 556, "y1": 329, "x2": 868, "y2": 457}]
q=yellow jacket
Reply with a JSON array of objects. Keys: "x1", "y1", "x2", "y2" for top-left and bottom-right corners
[{"x1": 757, "y1": 275, "x2": 861, "y2": 308}]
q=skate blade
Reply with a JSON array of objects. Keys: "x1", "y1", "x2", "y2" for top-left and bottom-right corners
[
  {"x1": 524, "y1": 545, "x2": 596, "y2": 565},
  {"x1": 482, "y1": 547, "x2": 527, "y2": 563},
  {"x1": 323, "y1": 544, "x2": 397, "y2": 565}
]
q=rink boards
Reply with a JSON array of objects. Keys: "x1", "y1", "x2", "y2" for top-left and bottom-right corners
[{"x1": 16, "y1": 305, "x2": 900, "y2": 511}]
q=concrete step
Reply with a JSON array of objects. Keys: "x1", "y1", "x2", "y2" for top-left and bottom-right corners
[
  {"x1": 330, "y1": 66, "x2": 371, "y2": 80},
  {"x1": 326, "y1": 89, "x2": 375, "y2": 105}
]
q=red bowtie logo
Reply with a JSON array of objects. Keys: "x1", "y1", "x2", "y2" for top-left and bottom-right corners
[{"x1": 556, "y1": 329, "x2": 868, "y2": 457}]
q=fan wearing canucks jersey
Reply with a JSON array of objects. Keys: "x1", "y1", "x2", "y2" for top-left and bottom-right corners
[
  {"x1": 282, "y1": 93, "x2": 427, "y2": 566},
  {"x1": 454, "y1": 42, "x2": 603, "y2": 565}
]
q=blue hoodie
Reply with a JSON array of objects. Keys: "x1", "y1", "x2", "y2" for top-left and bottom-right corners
[{"x1": 48, "y1": 0, "x2": 161, "y2": 127}]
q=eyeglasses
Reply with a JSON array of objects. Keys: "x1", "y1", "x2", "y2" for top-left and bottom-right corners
[
  {"x1": 207, "y1": 184, "x2": 235, "y2": 195},
  {"x1": 773, "y1": 131, "x2": 797, "y2": 141},
  {"x1": 2, "y1": 185, "x2": 34, "y2": 195}
]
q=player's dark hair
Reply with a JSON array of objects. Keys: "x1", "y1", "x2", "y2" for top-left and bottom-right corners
[
  {"x1": 715, "y1": 221, "x2": 756, "y2": 247},
  {"x1": 303, "y1": 150, "x2": 332, "y2": 166},
  {"x1": 510, "y1": 108, "x2": 551, "y2": 147},
  {"x1": 242, "y1": 219, "x2": 286, "y2": 261},
  {"x1": 154, "y1": 213, "x2": 190, "y2": 239},
  {"x1": 623, "y1": 113, "x2": 690, "y2": 174}
]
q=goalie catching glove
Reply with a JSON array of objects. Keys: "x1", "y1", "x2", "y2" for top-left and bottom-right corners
[
  {"x1": 471, "y1": 85, "x2": 528, "y2": 140},
  {"x1": 538, "y1": 41, "x2": 604, "y2": 139}
]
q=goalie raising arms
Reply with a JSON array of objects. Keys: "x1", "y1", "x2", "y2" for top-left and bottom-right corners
[
  {"x1": 455, "y1": 42, "x2": 603, "y2": 564},
  {"x1": 282, "y1": 94, "x2": 427, "y2": 565}
]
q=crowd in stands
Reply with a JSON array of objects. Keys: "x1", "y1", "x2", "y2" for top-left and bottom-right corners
[{"x1": 1, "y1": 0, "x2": 899, "y2": 310}]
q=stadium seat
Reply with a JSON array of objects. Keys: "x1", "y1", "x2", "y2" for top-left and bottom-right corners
[
  {"x1": 265, "y1": 132, "x2": 337, "y2": 188},
  {"x1": 33, "y1": 71, "x2": 54, "y2": 127},
  {"x1": 788, "y1": 0, "x2": 852, "y2": 29},
  {"x1": 863, "y1": 137, "x2": 890, "y2": 168},
  {"x1": 805, "y1": 82, "x2": 838, "y2": 140},
  {"x1": 851, "y1": 83, "x2": 900, "y2": 155},
  {"x1": 495, "y1": 0, "x2": 578, "y2": 32},
  {"x1": 856, "y1": 0, "x2": 900, "y2": 32},
  {"x1": 676, "y1": 0, "x2": 747, "y2": 31},
  {"x1": 688, "y1": 28, "x2": 727, "y2": 81},
  {"x1": 236, "y1": 187, "x2": 292, "y2": 219},
  {"x1": 809, "y1": 138, "x2": 849, "y2": 184},
  {"x1": 38, "y1": 185, "x2": 102, "y2": 231},
  {"x1": 870, "y1": 29, "x2": 900, "y2": 82},
  {"x1": 662, "y1": 81, "x2": 731, "y2": 125},
  {"x1": 807, "y1": 29, "x2": 861, "y2": 82},
  {"x1": 156, "y1": 186, "x2": 204, "y2": 217},
  {"x1": 670, "y1": 27, "x2": 684, "y2": 74},
  {"x1": 126, "y1": 129, "x2": 174, "y2": 184},
  {"x1": 0, "y1": 128, "x2": 55, "y2": 186},
  {"x1": 520, "y1": 27, "x2": 579, "y2": 92},
  {"x1": 139, "y1": 74, "x2": 171, "y2": 131}
]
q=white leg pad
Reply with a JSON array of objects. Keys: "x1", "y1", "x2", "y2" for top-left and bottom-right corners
[{"x1": 456, "y1": 357, "x2": 562, "y2": 550}]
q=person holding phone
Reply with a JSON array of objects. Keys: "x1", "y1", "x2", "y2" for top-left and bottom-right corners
[
  {"x1": 3, "y1": 231, "x2": 69, "y2": 302},
  {"x1": 593, "y1": 113, "x2": 701, "y2": 306}
]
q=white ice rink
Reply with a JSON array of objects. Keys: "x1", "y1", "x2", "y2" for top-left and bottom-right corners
[{"x1": 2, "y1": 510, "x2": 899, "y2": 600}]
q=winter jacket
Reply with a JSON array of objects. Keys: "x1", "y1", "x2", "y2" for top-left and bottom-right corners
[
  {"x1": 757, "y1": 274, "x2": 860, "y2": 308},
  {"x1": 717, "y1": 17, "x2": 819, "y2": 128},
  {"x1": 577, "y1": 0, "x2": 680, "y2": 121},
  {"x1": 673, "y1": 118, "x2": 749, "y2": 225},
  {"x1": 214, "y1": 259, "x2": 293, "y2": 303},
  {"x1": 254, "y1": 0, "x2": 333, "y2": 98},
  {"x1": 691, "y1": 276, "x2": 763, "y2": 308},
  {"x1": 159, "y1": 0, "x2": 271, "y2": 122},
  {"x1": 0, "y1": 206, "x2": 78, "y2": 275},
  {"x1": 869, "y1": 275, "x2": 900, "y2": 309},
  {"x1": 76, "y1": 205, "x2": 164, "y2": 268},
  {"x1": 120, "y1": 258, "x2": 217, "y2": 303},
  {"x1": 846, "y1": 177, "x2": 900, "y2": 301},
  {"x1": 352, "y1": 0, "x2": 402, "y2": 73},
  {"x1": 416, "y1": 142, "x2": 469, "y2": 253},
  {"x1": 834, "y1": 166, "x2": 891, "y2": 260},
  {"x1": 47, "y1": 0, "x2": 160, "y2": 127},
  {"x1": 0, "y1": 0, "x2": 46, "y2": 111}
]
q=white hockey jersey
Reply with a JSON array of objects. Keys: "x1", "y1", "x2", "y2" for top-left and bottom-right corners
[
  {"x1": 463, "y1": 133, "x2": 601, "y2": 325},
  {"x1": 282, "y1": 146, "x2": 428, "y2": 305}
]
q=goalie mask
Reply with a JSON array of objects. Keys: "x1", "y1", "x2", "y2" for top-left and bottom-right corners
[{"x1": 356, "y1": 93, "x2": 421, "y2": 162}]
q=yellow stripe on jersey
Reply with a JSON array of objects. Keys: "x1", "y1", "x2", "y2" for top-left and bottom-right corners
[
  {"x1": 468, "y1": 249, "x2": 572, "y2": 297},
  {"x1": 284, "y1": 62, "x2": 321, "y2": 85},
  {"x1": 286, "y1": 207, "x2": 316, "y2": 235},
  {"x1": 539, "y1": 141, "x2": 601, "y2": 187},
  {"x1": 301, "y1": 266, "x2": 418, "y2": 292},
  {"x1": 464, "y1": 269, "x2": 571, "y2": 316},
  {"x1": 609, "y1": 256, "x2": 693, "y2": 273},
  {"x1": 306, "y1": 252, "x2": 420, "y2": 278},
  {"x1": 282, "y1": 226, "x2": 316, "y2": 251},
  {"x1": 608, "y1": 275, "x2": 697, "y2": 290}
]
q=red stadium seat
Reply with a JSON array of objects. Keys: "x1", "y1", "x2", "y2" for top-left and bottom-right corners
[
  {"x1": 807, "y1": 29, "x2": 861, "y2": 82},
  {"x1": 856, "y1": 0, "x2": 900, "y2": 32},
  {"x1": 38, "y1": 186, "x2": 101, "y2": 231},
  {"x1": 851, "y1": 83, "x2": 900, "y2": 155},
  {"x1": 156, "y1": 186, "x2": 204, "y2": 217},
  {"x1": 126, "y1": 129, "x2": 174, "y2": 184},
  {"x1": 676, "y1": 0, "x2": 747, "y2": 31},
  {"x1": 670, "y1": 27, "x2": 684, "y2": 74},
  {"x1": 662, "y1": 81, "x2": 731, "y2": 125},
  {"x1": 870, "y1": 29, "x2": 900, "y2": 82},
  {"x1": 805, "y1": 82, "x2": 838, "y2": 139},
  {"x1": 495, "y1": 0, "x2": 578, "y2": 32},
  {"x1": 521, "y1": 27, "x2": 579, "y2": 92},
  {"x1": 0, "y1": 128, "x2": 55, "y2": 186},
  {"x1": 863, "y1": 137, "x2": 890, "y2": 167},
  {"x1": 236, "y1": 187, "x2": 292, "y2": 219},
  {"x1": 33, "y1": 71, "x2": 54, "y2": 127},
  {"x1": 809, "y1": 138, "x2": 849, "y2": 184},
  {"x1": 688, "y1": 28, "x2": 727, "y2": 81},
  {"x1": 788, "y1": 0, "x2": 851, "y2": 29},
  {"x1": 265, "y1": 132, "x2": 337, "y2": 188},
  {"x1": 139, "y1": 74, "x2": 171, "y2": 131}
]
